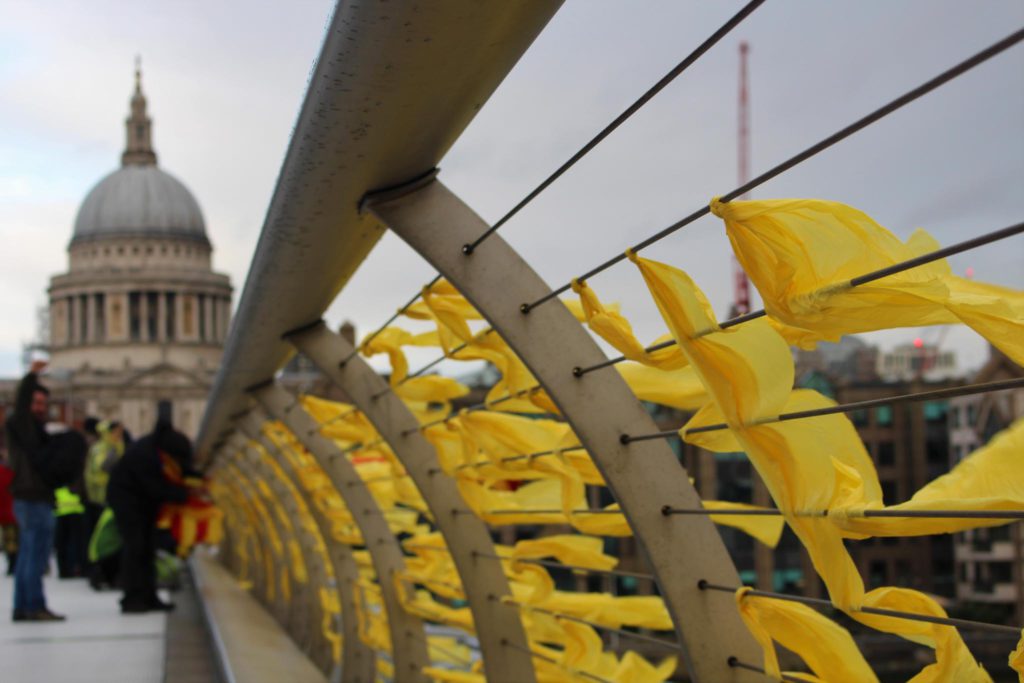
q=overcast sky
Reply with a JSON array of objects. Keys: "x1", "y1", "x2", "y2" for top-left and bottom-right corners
[{"x1": 1, "y1": 1, "x2": 1022, "y2": 379}]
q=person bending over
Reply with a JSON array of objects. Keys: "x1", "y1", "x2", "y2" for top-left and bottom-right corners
[{"x1": 107, "y1": 419, "x2": 192, "y2": 613}]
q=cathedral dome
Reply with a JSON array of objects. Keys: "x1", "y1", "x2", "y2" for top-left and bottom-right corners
[
  {"x1": 70, "y1": 60, "x2": 209, "y2": 247},
  {"x1": 71, "y1": 165, "x2": 208, "y2": 245}
]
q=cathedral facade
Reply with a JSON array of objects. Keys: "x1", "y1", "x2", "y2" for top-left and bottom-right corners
[{"x1": 45, "y1": 65, "x2": 232, "y2": 437}]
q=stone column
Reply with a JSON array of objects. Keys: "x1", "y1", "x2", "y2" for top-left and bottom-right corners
[
  {"x1": 157, "y1": 291, "x2": 167, "y2": 341},
  {"x1": 73, "y1": 294, "x2": 84, "y2": 344},
  {"x1": 86, "y1": 293, "x2": 97, "y2": 343},
  {"x1": 204, "y1": 293, "x2": 214, "y2": 342},
  {"x1": 139, "y1": 291, "x2": 150, "y2": 342}
]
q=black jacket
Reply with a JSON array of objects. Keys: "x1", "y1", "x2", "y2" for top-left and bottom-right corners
[
  {"x1": 106, "y1": 432, "x2": 189, "y2": 515},
  {"x1": 4, "y1": 372, "x2": 52, "y2": 503}
]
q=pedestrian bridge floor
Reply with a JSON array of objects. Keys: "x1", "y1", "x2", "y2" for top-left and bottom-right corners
[{"x1": 0, "y1": 571, "x2": 168, "y2": 682}]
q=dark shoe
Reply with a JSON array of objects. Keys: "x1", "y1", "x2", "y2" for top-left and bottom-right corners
[
  {"x1": 12, "y1": 609, "x2": 30, "y2": 622},
  {"x1": 34, "y1": 609, "x2": 66, "y2": 621},
  {"x1": 148, "y1": 598, "x2": 175, "y2": 612},
  {"x1": 121, "y1": 602, "x2": 151, "y2": 614}
]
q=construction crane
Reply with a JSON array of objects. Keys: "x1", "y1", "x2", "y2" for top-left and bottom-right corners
[{"x1": 731, "y1": 40, "x2": 753, "y2": 317}]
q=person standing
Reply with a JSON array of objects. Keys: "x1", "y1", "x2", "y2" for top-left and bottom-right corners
[
  {"x1": 4, "y1": 361, "x2": 64, "y2": 622},
  {"x1": 0, "y1": 458, "x2": 16, "y2": 575},
  {"x1": 84, "y1": 420, "x2": 124, "y2": 589},
  {"x1": 107, "y1": 419, "x2": 191, "y2": 613},
  {"x1": 53, "y1": 484, "x2": 87, "y2": 578}
]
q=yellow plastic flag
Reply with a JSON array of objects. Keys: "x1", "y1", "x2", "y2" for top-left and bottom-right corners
[
  {"x1": 855, "y1": 587, "x2": 991, "y2": 682},
  {"x1": 735, "y1": 587, "x2": 878, "y2": 682},
  {"x1": 1010, "y1": 630, "x2": 1023, "y2": 682},
  {"x1": 831, "y1": 418, "x2": 1024, "y2": 537},
  {"x1": 711, "y1": 197, "x2": 1024, "y2": 363},
  {"x1": 632, "y1": 254, "x2": 990, "y2": 679},
  {"x1": 572, "y1": 278, "x2": 687, "y2": 370},
  {"x1": 423, "y1": 668, "x2": 485, "y2": 683},
  {"x1": 559, "y1": 619, "x2": 677, "y2": 683},
  {"x1": 704, "y1": 501, "x2": 785, "y2": 548},
  {"x1": 360, "y1": 326, "x2": 469, "y2": 404},
  {"x1": 510, "y1": 535, "x2": 617, "y2": 571},
  {"x1": 617, "y1": 362, "x2": 708, "y2": 411}
]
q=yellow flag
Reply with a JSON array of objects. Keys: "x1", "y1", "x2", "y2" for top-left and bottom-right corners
[
  {"x1": 572, "y1": 278, "x2": 687, "y2": 370},
  {"x1": 711, "y1": 197, "x2": 1024, "y2": 364},
  {"x1": 631, "y1": 254, "x2": 989, "y2": 678},
  {"x1": 736, "y1": 587, "x2": 878, "y2": 682},
  {"x1": 1010, "y1": 630, "x2": 1023, "y2": 682}
]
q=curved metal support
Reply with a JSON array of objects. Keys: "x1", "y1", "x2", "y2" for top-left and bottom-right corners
[
  {"x1": 288, "y1": 322, "x2": 536, "y2": 683},
  {"x1": 212, "y1": 460, "x2": 279, "y2": 611},
  {"x1": 366, "y1": 178, "x2": 764, "y2": 682},
  {"x1": 209, "y1": 463, "x2": 268, "y2": 596},
  {"x1": 239, "y1": 411, "x2": 377, "y2": 683},
  {"x1": 221, "y1": 440, "x2": 296, "y2": 628},
  {"x1": 252, "y1": 382, "x2": 431, "y2": 683},
  {"x1": 238, "y1": 436, "x2": 335, "y2": 673}
]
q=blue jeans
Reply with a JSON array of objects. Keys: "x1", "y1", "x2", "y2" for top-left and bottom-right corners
[{"x1": 13, "y1": 499, "x2": 55, "y2": 613}]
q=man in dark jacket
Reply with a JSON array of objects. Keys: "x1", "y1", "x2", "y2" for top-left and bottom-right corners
[
  {"x1": 107, "y1": 419, "x2": 191, "y2": 613},
  {"x1": 4, "y1": 361, "x2": 64, "y2": 622}
]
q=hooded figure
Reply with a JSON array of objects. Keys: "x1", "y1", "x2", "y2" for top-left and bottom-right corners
[{"x1": 106, "y1": 419, "x2": 192, "y2": 613}]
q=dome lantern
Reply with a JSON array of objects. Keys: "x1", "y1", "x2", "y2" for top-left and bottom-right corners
[
  {"x1": 69, "y1": 62, "x2": 209, "y2": 247},
  {"x1": 122, "y1": 56, "x2": 157, "y2": 167}
]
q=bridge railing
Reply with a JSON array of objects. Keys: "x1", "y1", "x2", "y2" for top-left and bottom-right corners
[{"x1": 197, "y1": 3, "x2": 1024, "y2": 682}]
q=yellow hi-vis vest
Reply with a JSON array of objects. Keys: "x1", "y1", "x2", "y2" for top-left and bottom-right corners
[{"x1": 54, "y1": 487, "x2": 85, "y2": 517}]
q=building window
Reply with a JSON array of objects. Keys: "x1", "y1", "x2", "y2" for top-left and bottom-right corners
[
  {"x1": 851, "y1": 408, "x2": 869, "y2": 426},
  {"x1": 966, "y1": 404, "x2": 977, "y2": 425},
  {"x1": 875, "y1": 405, "x2": 893, "y2": 427},
  {"x1": 877, "y1": 441, "x2": 895, "y2": 467},
  {"x1": 165, "y1": 292, "x2": 176, "y2": 341},
  {"x1": 949, "y1": 406, "x2": 960, "y2": 428},
  {"x1": 926, "y1": 438, "x2": 947, "y2": 465},
  {"x1": 869, "y1": 560, "x2": 888, "y2": 586},
  {"x1": 110, "y1": 298, "x2": 124, "y2": 338},
  {"x1": 923, "y1": 401, "x2": 946, "y2": 423},
  {"x1": 881, "y1": 480, "x2": 898, "y2": 503},
  {"x1": 129, "y1": 292, "x2": 141, "y2": 341},
  {"x1": 990, "y1": 562, "x2": 1013, "y2": 584}
]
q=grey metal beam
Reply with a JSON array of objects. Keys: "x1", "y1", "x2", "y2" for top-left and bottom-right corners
[
  {"x1": 366, "y1": 178, "x2": 765, "y2": 682},
  {"x1": 197, "y1": 0, "x2": 563, "y2": 459},
  {"x1": 252, "y1": 382, "x2": 430, "y2": 683},
  {"x1": 287, "y1": 322, "x2": 536, "y2": 683}
]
